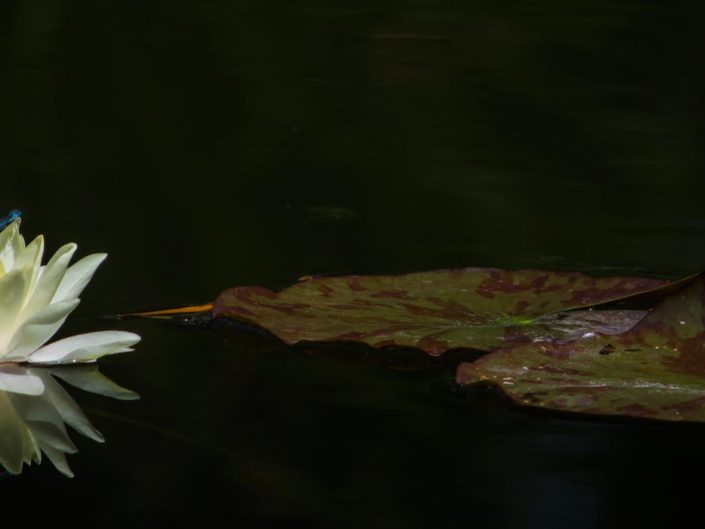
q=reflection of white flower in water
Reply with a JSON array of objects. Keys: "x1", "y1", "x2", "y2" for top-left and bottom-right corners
[
  {"x1": 0, "y1": 363, "x2": 138, "y2": 477},
  {"x1": 0, "y1": 220, "x2": 140, "y2": 369},
  {"x1": 0, "y1": 221, "x2": 140, "y2": 476}
]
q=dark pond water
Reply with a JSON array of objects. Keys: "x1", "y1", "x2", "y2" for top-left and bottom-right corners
[{"x1": 3, "y1": 1, "x2": 705, "y2": 527}]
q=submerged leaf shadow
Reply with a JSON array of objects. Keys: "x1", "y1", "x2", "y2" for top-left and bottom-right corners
[{"x1": 198, "y1": 315, "x2": 485, "y2": 370}]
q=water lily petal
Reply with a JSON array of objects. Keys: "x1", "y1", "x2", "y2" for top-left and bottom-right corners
[
  {"x1": 10, "y1": 391, "x2": 78, "y2": 454},
  {"x1": 13, "y1": 235, "x2": 44, "y2": 294},
  {"x1": 52, "y1": 253, "x2": 107, "y2": 303},
  {"x1": 0, "y1": 364, "x2": 44, "y2": 395},
  {"x1": 0, "y1": 363, "x2": 135, "y2": 477},
  {"x1": 28, "y1": 331, "x2": 141, "y2": 364},
  {"x1": 20, "y1": 418, "x2": 77, "y2": 453},
  {"x1": 0, "y1": 268, "x2": 32, "y2": 351},
  {"x1": 3, "y1": 299, "x2": 80, "y2": 361},
  {"x1": 30, "y1": 369, "x2": 104, "y2": 442},
  {"x1": 9, "y1": 392, "x2": 78, "y2": 479},
  {"x1": 38, "y1": 444, "x2": 74, "y2": 478},
  {"x1": 0, "y1": 222, "x2": 25, "y2": 273},
  {"x1": 50, "y1": 365, "x2": 140, "y2": 400},
  {"x1": 20, "y1": 243, "x2": 77, "y2": 321},
  {"x1": 0, "y1": 391, "x2": 39, "y2": 474},
  {"x1": 0, "y1": 222, "x2": 21, "y2": 273}
]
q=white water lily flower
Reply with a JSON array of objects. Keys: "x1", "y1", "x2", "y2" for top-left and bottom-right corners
[
  {"x1": 0, "y1": 221, "x2": 140, "y2": 385},
  {"x1": 0, "y1": 363, "x2": 138, "y2": 477}
]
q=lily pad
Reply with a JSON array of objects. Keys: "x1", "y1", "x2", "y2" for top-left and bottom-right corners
[
  {"x1": 456, "y1": 274, "x2": 705, "y2": 422},
  {"x1": 212, "y1": 268, "x2": 677, "y2": 355}
]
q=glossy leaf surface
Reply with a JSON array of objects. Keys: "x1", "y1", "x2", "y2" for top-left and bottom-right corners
[
  {"x1": 213, "y1": 268, "x2": 671, "y2": 355},
  {"x1": 457, "y1": 275, "x2": 705, "y2": 422}
]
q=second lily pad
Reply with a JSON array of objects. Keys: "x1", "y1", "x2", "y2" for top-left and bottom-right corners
[{"x1": 456, "y1": 274, "x2": 705, "y2": 422}]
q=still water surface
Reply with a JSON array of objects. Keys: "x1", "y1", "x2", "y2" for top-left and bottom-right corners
[{"x1": 3, "y1": 1, "x2": 705, "y2": 527}]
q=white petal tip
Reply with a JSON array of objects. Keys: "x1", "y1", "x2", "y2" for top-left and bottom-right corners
[
  {"x1": 27, "y1": 330, "x2": 142, "y2": 364},
  {"x1": 121, "y1": 390, "x2": 140, "y2": 401},
  {"x1": 91, "y1": 431, "x2": 106, "y2": 444}
]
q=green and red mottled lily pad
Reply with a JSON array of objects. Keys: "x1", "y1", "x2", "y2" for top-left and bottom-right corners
[
  {"x1": 456, "y1": 274, "x2": 705, "y2": 422},
  {"x1": 213, "y1": 268, "x2": 677, "y2": 355}
]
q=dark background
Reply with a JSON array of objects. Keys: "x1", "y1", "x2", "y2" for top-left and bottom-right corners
[{"x1": 2, "y1": 1, "x2": 705, "y2": 528}]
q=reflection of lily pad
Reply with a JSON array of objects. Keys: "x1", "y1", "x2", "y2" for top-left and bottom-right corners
[
  {"x1": 456, "y1": 274, "x2": 705, "y2": 422},
  {"x1": 213, "y1": 268, "x2": 679, "y2": 355}
]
